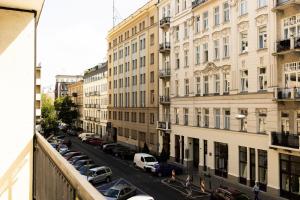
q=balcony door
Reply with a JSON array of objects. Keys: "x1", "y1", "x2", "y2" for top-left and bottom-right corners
[{"x1": 281, "y1": 112, "x2": 290, "y2": 134}]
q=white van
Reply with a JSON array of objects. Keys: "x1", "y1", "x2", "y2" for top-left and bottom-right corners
[
  {"x1": 133, "y1": 153, "x2": 158, "y2": 171},
  {"x1": 78, "y1": 132, "x2": 93, "y2": 140}
]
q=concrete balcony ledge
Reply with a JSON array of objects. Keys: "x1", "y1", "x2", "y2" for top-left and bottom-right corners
[
  {"x1": 273, "y1": 0, "x2": 300, "y2": 11},
  {"x1": 34, "y1": 132, "x2": 106, "y2": 200}
]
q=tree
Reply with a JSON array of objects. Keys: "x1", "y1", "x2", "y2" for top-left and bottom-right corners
[
  {"x1": 54, "y1": 96, "x2": 78, "y2": 127},
  {"x1": 41, "y1": 94, "x2": 58, "y2": 137}
]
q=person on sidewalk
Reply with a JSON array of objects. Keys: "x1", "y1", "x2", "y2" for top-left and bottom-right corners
[
  {"x1": 185, "y1": 175, "x2": 192, "y2": 197},
  {"x1": 253, "y1": 182, "x2": 260, "y2": 200}
]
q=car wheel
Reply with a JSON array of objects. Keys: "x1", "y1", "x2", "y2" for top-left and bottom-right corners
[{"x1": 106, "y1": 176, "x2": 111, "y2": 183}]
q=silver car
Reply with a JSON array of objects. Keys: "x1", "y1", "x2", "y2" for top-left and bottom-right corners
[
  {"x1": 87, "y1": 166, "x2": 112, "y2": 184},
  {"x1": 104, "y1": 184, "x2": 136, "y2": 200}
]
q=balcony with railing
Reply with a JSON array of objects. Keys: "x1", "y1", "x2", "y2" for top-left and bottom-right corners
[
  {"x1": 274, "y1": 37, "x2": 300, "y2": 55},
  {"x1": 160, "y1": 16, "x2": 170, "y2": 29},
  {"x1": 270, "y1": 132, "x2": 300, "y2": 150},
  {"x1": 159, "y1": 42, "x2": 170, "y2": 53},
  {"x1": 273, "y1": 0, "x2": 300, "y2": 11},
  {"x1": 159, "y1": 68, "x2": 171, "y2": 79},
  {"x1": 159, "y1": 96, "x2": 170, "y2": 105},
  {"x1": 34, "y1": 132, "x2": 106, "y2": 200},
  {"x1": 274, "y1": 87, "x2": 300, "y2": 101},
  {"x1": 192, "y1": 0, "x2": 208, "y2": 8},
  {"x1": 156, "y1": 121, "x2": 171, "y2": 131}
]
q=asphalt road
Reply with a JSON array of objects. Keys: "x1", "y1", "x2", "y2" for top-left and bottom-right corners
[{"x1": 69, "y1": 137, "x2": 189, "y2": 200}]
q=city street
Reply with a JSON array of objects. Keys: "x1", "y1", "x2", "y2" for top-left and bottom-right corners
[{"x1": 68, "y1": 137, "x2": 209, "y2": 200}]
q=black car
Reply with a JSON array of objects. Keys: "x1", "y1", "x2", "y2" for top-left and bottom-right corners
[
  {"x1": 111, "y1": 146, "x2": 136, "y2": 159},
  {"x1": 103, "y1": 143, "x2": 123, "y2": 154},
  {"x1": 74, "y1": 159, "x2": 94, "y2": 170},
  {"x1": 211, "y1": 187, "x2": 250, "y2": 200},
  {"x1": 151, "y1": 162, "x2": 183, "y2": 177}
]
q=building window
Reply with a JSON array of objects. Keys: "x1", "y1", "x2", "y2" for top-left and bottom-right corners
[
  {"x1": 196, "y1": 108, "x2": 201, "y2": 127},
  {"x1": 196, "y1": 77, "x2": 201, "y2": 95},
  {"x1": 223, "y1": 2, "x2": 230, "y2": 22},
  {"x1": 175, "y1": 80, "x2": 179, "y2": 96},
  {"x1": 132, "y1": 112, "x2": 137, "y2": 122},
  {"x1": 150, "y1": 16, "x2": 154, "y2": 26},
  {"x1": 215, "y1": 142, "x2": 228, "y2": 178},
  {"x1": 257, "y1": 109, "x2": 267, "y2": 133},
  {"x1": 258, "y1": 0, "x2": 267, "y2": 8},
  {"x1": 150, "y1": 34, "x2": 154, "y2": 46},
  {"x1": 214, "y1": 74, "x2": 220, "y2": 94},
  {"x1": 184, "y1": 108, "x2": 189, "y2": 126},
  {"x1": 224, "y1": 72, "x2": 230, "y2": 93},
  {"x1": 184, "y1": 50, "x2": 189, "y2": 67},
  {"x1": 239, "y1": 109, "x2": 248, "y2": 132},
  {"x1": 223, "y1": 36, "x2": 229, "y2": 58},
  {"x1": 258, "y1": 67, "x2": 267, "y2": 91},
  {"x1": 184, "y1": 21, "x2": 188, "y2": 39},
  {"x1": 150, "y1": 133, "x2": 155, "y2": 144},
  {"x1": 182, "y1": 0, "x2": 187, "y2": 10},
  {"x1": 118, "y1": 111, "x2": 123, "y2": 120},
  {"x1": 195, "y1": 46, "x2": 200, "y2": 65},
  {"x1": 150, "y1": 113, "x2": 155, "y2": 124},
  {"x1": 239, "y1": 146, "x2": 247, "y2": 185},
  {"x1": 175, "y1": 53, "x2": 180, "y2": 69},
  {"x1": 184, "y1": 79, "x2": 189, "y2": 96},
  {"x1": 214, "y1": 6, "x2": 220, "y2": 26},
  {"x1": 214, "y1": 40, "x2": 220, "y2": 60},
  {"x1": 175, "y1": 26, "x2": 179, "y2": 41},
  {"x1": 204, "y1": 76, "x2": 209, "y2": 95},
  {"x1": 204, "y1": 108, "x2": 209, "y2": 128},
  {"x1": 203, "y1": 43, "x2": 208, "y2": 63},
  {"x1": 258, "y1": 26, "x2": 267, "y2": 49},
  {"x1": 258, "y1": 150, "x2": 267, "y2": 191},
  {"x1": 150, "y1": 90, "x2": 155, "y2": 104},
  {"x1": 150, "y1": 53, "x2": 155, "y2": 65},
  {"x1": 175, "y1": 108, "x2": 179, "y2": 124},
  {"x1": 175, "y1": 0, "x2": 180, "y2": 14},
  {"x1": 131, "y1": 130, "x2": 137, "y2": 140},
  {"x1": 240, "y1": 0, "x2": 248, "y2": 16},
  {"x1": 195, "y1": 16, "x2": 201, "y2": 33},
  {"x1": 241, "y1": 32, "x2": 248, "y2": 53},
  {"x1": 139, "y1": 113, "x2": 145, "y2": 123},
  {"x1": 203, "y1": 11, "x2": 208, "y2": 31},
  {"x1": 215, "y1": 108, "x2": 221, "y2": 129},
  {"x1": 139, "y1": 132, "x2": 146, "y2": 142},
  {"x1": 224, "y1": 109, "x2": 230, "y2": 130},
  {"x1": 241, "y1": 70, "x2": 248, "y2": 92},
  {"x1": 150, "y1": 71, "x2": 154, "y2": 83}
]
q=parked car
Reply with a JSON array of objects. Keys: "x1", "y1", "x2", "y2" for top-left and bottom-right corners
[
  {"x1": 127, "y1": 195, "x2": 154, "y2": 200},
  {"x1": 74, "y1": 159, "x2": 94, "y2": 170},
  {"x1": 60, "y1": 150, "x2": 75, "y2": 156},
  {"x1": 86, "y1": 166, "x2": 112, "y2": 184},
  {"x1": 99, "y1": 141, "x2": 114, "y2": 149},
  {"x1": 78, "y1": 133, "x2": 93, "y2": 140},
  {"x1": 103, "y1": 184, "x2": 136, "y2": 200},
  {"x1": 64, "y1": 152, "x2": 81, "y2": 161},
  {"x1": 86, "y1": 137, "x2": 103, "y2": 145},
  {"x1": 58, "y1": 144, "x2": 68, "y2": 154},
  {"x1": 111, "y1": 146, "x2": 136, "y2": 160},
  {"x1": 103, "y1": 143, "x2": 123, "y2": 154},
  {"x1": 151, "y1": 162, "x2": 183, "y2": 177},
  {"x1": 78, "y1": 164, "x2": 100, "y2": 175},
  {"x1": 211, "y1": 187, "x2": 250, "y2": 200},
  {"x1": 133, "y1": 153, "x2": 158, "y2": 171},
  {"x1": 69, "y1": 155, "x2": 89, "y2": 165}
]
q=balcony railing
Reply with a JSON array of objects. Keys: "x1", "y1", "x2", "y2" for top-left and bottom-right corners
[
  {"x1": 159, "y1": 42, "x2": 170, "y2": 53},
  {"x1": 270, "y1": 132, "x2": 300, "y2": 149},
  {"x1": 160, "y1": 16, "x2": 170, "y2": 28},
  {"x1": 159, "y1": 68, "x2": 171, "y2": 79},
  {"x1": 156, "y1": 121, "x2": 171, "y2": 130},
  {"x1": 275, "y1": 37, "x2": 300, "y2": 55},
  {"x1": 159, "y1": 96, "x2": 170, "y2": 104},
  {"x1": 273, "y1": 0, "x2": 300, "y2": 11},
  {"x1": 192, "y1": 0, "x2": 208, "y2": 8},
  {"x1": 85, "y1": 93, "x2": 90, "y2": 97},
  {"x1": 34, "y1": 132, "x2": 106, "y2": 200},
  {"x1": 95, "y1": 118, "x2": 100, "y2": 122},
  {"x1": 274, "y1": 87, "x2": 300, "y2": 101}
]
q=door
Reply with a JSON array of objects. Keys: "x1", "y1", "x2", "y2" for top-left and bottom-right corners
[
  {"x1": 181, "y1": 136, "x2": 184, "y2": 164},
  {"x1": 175, "y1": 135, "x2": 180, "y2": 163},
  {"x1": 193, "y1": 138, "x2": 199, "y2": 168}
]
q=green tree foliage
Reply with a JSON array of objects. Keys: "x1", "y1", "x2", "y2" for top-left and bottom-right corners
[
  {"x1": 54, "y1": 96, "x2": 78, "y2": 126},
  {"x1": 41, "y1": 94, "x2": 58, "y2": 137}
]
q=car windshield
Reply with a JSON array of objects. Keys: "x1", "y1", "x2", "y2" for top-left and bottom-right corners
[
  {"x1": 104, "y1": 188, "x2": 119, "y2": 198},
  {"x1": 145, "y1": 156, "x2": 156, "y2": 162}
]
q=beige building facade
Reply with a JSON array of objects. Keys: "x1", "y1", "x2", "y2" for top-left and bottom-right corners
[
  {"x1": 68, "y1": 80, "x2": 84, "y2": 129},
  {"x1": 107, "y1": 0, "x2": 159, "y2": 153},
  {"x1": 83, "y1": 63, "x2": 108, "y2": 138},
  {"x1": 161, "y1": 0, "x2": 300, "y2": 199}
]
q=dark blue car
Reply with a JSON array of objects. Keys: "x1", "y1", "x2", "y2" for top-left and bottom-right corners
[{"x1": 151, "y1": 163, "x2": 183, "y2": 177}]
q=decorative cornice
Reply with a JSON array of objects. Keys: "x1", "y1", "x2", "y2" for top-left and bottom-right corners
[
  {"x1": 255, "y1": 14, "x2": 268, "y2": 26},
  {"x1": 238, "y1": 21, "x2": 249, "y2": 32}
]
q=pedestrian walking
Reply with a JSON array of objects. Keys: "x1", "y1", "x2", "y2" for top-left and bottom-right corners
[
  {"x1": 253, "y1": 182, "x2": 260, "y2": 200},
  {"x1": 185, "y1": 175, "x2": 192, "y2": 197}
]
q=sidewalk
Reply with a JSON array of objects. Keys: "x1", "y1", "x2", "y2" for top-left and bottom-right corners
[{"x1": 177, "y1": 171, "x2": 286, "y2": 200}]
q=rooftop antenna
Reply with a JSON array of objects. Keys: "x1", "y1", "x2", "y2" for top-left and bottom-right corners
[{"x1": 112, "y1": 0, "x2": 122, "y2": 29}]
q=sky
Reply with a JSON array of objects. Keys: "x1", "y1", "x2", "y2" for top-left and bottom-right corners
[{"x1": 37, "y1": 0, "x2": 149, "y2": 89}]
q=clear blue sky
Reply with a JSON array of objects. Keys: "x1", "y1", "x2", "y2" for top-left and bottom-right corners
[{"x1": 37, "y1": 0, "x2": 149, "y2": 89}]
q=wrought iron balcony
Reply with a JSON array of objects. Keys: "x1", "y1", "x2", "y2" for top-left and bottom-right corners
[
  {"x1": 275, "y1": 37, "x2": 300, "y2": 55},
  {"x1": 159, "y1": 42, "x2": 170, "y2": 53},
  {"x1": 192, "y1": 0, "x2": 208, "y2": 8},
  {"x1": 273, "y1": 0, "x2": 300, "y2": 11},
  {"x1": 274, "y1": 87, "x2": 300, "y2": 101},
  {"x1": 159, "y1": 96, "x2": 170, "y2": 104},
  {"x1": 160, "y1": 16, "x2": 170, "y2": 29},
  {"x1": 159, "y1": 68, "x2": 171, "y2": 79},
  {"x1": 156, "y1": 121, "x2": 171, "y2": 131},
  {"x1": 270, "y1": 132, "x2": 300, "y2": 150}
]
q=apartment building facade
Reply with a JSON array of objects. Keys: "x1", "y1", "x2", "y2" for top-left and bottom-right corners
[
  {"x1": 55, "y1": 75, "x2": 83, "y2": 99},
  {"x1": 160, "y1": 0, "x2": 300, "y2": 199},
  {"x1": 68, "y1": 80, "x2": 84, "y2": 129},
  {"x1": 107, "y1": 0, "x2": 159, "y2": 153},
  {"x1": 83, "y1": 63, "x2": 108, "y2": 138}
]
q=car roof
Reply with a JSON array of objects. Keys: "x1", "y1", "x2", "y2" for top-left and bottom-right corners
[
  {"x1": 90, "y1": 166, "x2": 109, "y2": 172},
  {"x1": 110, "y1": 184, "x2": 131, "y2": 190},
  {"x1": 135, "y1": 153, "x2": 154, "y2": 157}
]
